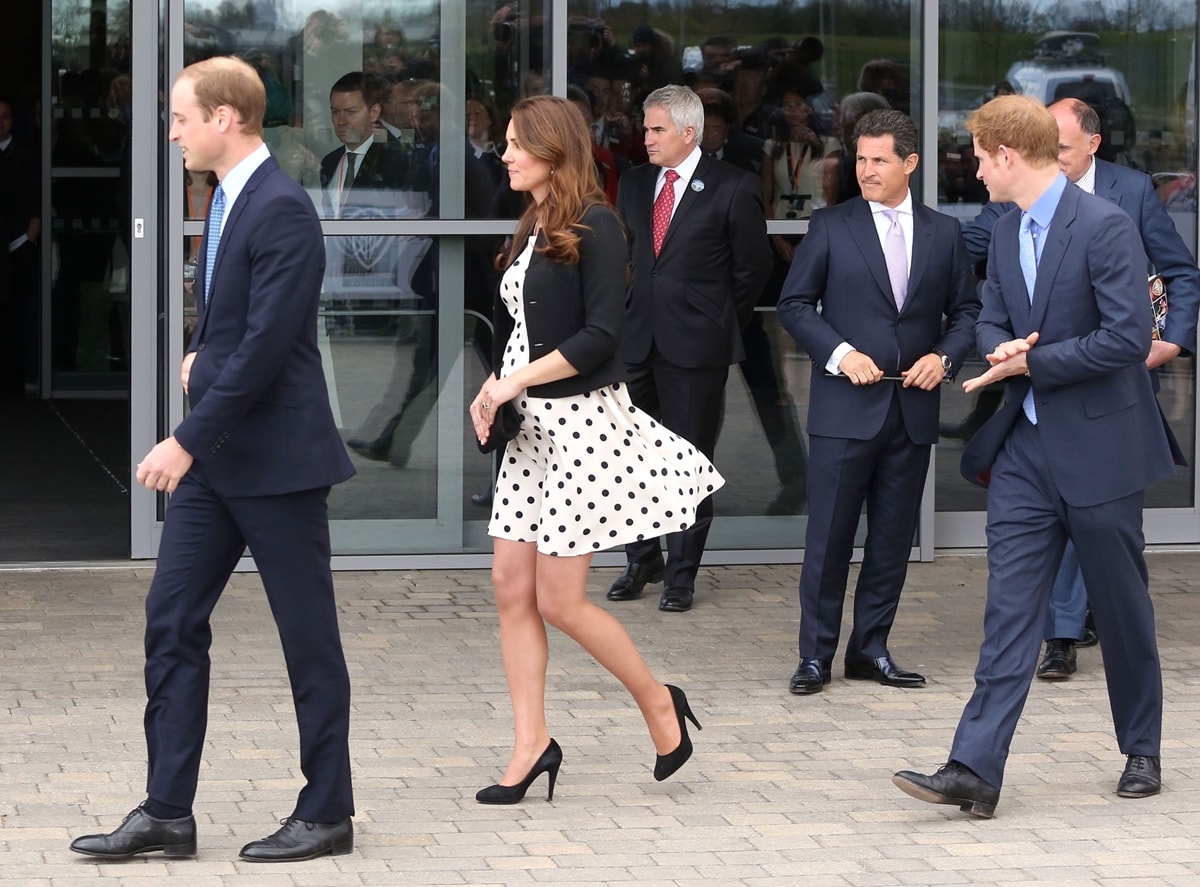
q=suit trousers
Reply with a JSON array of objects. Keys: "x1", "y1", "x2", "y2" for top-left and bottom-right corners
[
  {"x1": 143, "y1": 472, "x2": 353, "y2": 821},
  {"x1": 623, "y1": 344, "x2": 728, "y2": 588},
  {"x1": 798, "y1": 390, "x2": 929, "y2": 662},
  {"x1": 1044, "y1": 540, "x2": 1089, "y2": 641},
  {"x1": 951, "y1": 417, "x2": 1162, "y2": 788}
]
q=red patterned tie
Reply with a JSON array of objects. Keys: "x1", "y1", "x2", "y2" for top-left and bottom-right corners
[{"x1": 652, "y1": 169, "x2": 680, "y2": 256}]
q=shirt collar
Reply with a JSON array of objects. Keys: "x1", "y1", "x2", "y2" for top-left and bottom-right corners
[
  {"x1": 217, "y1": 142, "x2": 270, "y2": 211},
  {"x1": 0, "y1": 136, "x2": 12, "y2": 152},
  {"x1": 1027, "y1": 171, "x2": 1069, "y2": 231},
  {"x1": 659, "y1": 145, "x2": 703, "y2": 187},
  {"x1": 867, "y1": 190, "x2": 914, "y2": 217},
  {"x1": 1075, "y1": 156, "x2": 1098, "y2": 195}
]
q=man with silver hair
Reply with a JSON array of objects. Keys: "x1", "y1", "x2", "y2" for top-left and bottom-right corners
[{"x1": 608, "y1": 84, "x2": 770, "y2": 613}]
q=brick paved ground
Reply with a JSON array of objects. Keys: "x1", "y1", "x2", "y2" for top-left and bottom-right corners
[{"x1": 2, "y1": 553, "x2": 1199, "y2": 886}]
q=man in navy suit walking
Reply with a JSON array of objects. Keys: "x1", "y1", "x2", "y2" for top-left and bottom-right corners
[
  {"x1": 70, "y1": 56, "x2": 356, "y2": 862},
  {"x1": 777, "y1": 109, "x2": 978, "y2": 696},
  {"x1": 894, "y1": 95, "x2": 1175, "y2": 817}
]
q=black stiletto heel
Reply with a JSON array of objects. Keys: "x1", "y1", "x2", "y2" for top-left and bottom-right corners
[
  {"x1": 476, "y1": 739, "x2": 563, "y2": 804},
  {"x1": 654, "y1": 685, "x2": 702, "y2": 782}
]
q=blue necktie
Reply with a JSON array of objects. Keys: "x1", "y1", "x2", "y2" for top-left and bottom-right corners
[
  {"x1": 204, "y1": 184, "x2": 226, "y2": 306},
  {"x1": 1019, "y1": 213, "x2": 1038, "y2": 424}
]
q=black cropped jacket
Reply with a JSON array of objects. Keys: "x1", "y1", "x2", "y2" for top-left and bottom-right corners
[{"x1": 490, "y1": 204, "x2": 629, "y2": 398}]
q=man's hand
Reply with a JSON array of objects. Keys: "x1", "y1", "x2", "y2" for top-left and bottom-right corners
[
  {"x1": 838, "y1": 350, "x2": 884, "y2": 385},
  {"x1": 1146, "y1": 339, "x2": 1181, "y2": 369},
  {"x1": 901, "y1": 353, "x2": 947, "y2": 390},
  {"x1": 181, "y1": 352, "x2": 196, "y2": 395},
  {"x1": 962, "y1": 332, "x2": 1039, "y2": 393},
  {"x1": 136, "y1": 437, "x2": 194, "y2": 493}
]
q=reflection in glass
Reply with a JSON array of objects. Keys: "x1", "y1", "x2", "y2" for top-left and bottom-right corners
[{"x1": 936, "y1": 4, "x2": 1198, "y2": 510}]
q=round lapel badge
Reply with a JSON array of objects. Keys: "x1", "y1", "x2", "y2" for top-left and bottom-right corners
[{"x1": 690, "y1": 179, "x2": 705, "y2": 192}]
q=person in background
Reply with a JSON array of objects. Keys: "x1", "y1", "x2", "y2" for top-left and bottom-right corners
[
  {"x1": 607, "y1": 85, "x2": 770, "y2": 613},
  {"x1": 777, "y1": 110, "x2": 978, "y2": 696}
]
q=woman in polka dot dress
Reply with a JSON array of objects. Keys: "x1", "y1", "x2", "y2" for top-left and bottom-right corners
[{"x1": 468, "y1": 96, "x2": 722, "y2": 804}]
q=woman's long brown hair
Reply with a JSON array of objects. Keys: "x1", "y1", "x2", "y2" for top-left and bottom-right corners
[{"x1": 500, "y1": 95, "x2": 609, "y2": 268}]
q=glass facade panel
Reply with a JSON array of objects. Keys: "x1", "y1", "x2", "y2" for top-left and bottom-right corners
[
  {"x1": 935, "y1": 6, "x2": 1199, "y2": 512},
  {"x1": 49, "y1": 2, "x2": 132, "y2": 390},
  {"x1": 130, "y1": 1, "x2": 1194, "y2": 561}
]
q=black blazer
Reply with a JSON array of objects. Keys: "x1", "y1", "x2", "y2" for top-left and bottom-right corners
[
  {"x1": 616, "y1": 154, "x2": 771, "y2": 369},
  {"x1": 319, "y1": 136, "x2": 412, "y2": 215},
  {"x1": 777, "y1": 197, "x2": 980, "y2": 445},
  {"x1": 491, "y1": 204, "x2": 629, "y2": 399}
]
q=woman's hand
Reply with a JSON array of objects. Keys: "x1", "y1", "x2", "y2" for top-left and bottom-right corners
[{"x1": 469, "y1": 373, "x2": 522, "y2": 446}]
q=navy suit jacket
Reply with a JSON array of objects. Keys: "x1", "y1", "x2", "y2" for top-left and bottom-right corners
[
  {"x1": 616, "y1": 154, "x2": 770, "y2": 368},
  {"x1": 963, "y1": 158, "x2": 1200, "y2": 355},
  {"x1": 182, "y1": 153, "x2": 354, "y2": 498},
  {"x1": 962, "y1": 183, "x2": 1174, "y2": 505},
  {"x1": 777, "y1": 197, "x2": 980, "y2": 446}
]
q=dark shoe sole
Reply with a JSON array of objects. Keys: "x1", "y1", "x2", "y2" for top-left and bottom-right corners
[
  {"x1": 1116, "y1": 783, "x2": 1162, "y2": 799},
  {"x1": 844, "y1": 666, "x2": 926, "y2": 687},
  {"x1": 239, "y1": 840, "x2": 353, "y2": 862},
  {"x1": 71, "y1": 841, "x2": 197, "y2": 859},
  {"x1": 892, "y1": 774, "x2": 995, "y2": 818},
  {"x1": 1036, "y1": 670, "x2": 1074, "y2": 680},
  {"x1": 788, "y1": 681, "x2": 828, "y2": 695}
]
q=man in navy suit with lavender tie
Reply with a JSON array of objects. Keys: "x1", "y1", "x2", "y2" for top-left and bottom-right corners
[
  {"x1": 777, "y1": 109, "x2": 978, "y2": 696},
  {"x1": 70, "y1": 56, "x2": 355, "y2": 863}
]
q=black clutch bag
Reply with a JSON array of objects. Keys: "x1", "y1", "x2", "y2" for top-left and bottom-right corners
[{"x1": 477, "y1": 401, "x2": 522, "y2": 454}]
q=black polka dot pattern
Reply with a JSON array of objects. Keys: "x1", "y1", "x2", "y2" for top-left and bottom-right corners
[{"x1": 487, "y1": 235, "x2": 725, "y2": 556}]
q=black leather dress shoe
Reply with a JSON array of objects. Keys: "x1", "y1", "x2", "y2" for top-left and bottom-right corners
[
  {"x1": 346, "y1": 438, "x2": 389, "y2": 461},
  {"x1": 239, "y1": 817, "x2": 354, "y2": 862},
  {"x1": 606, "y1": 557, "x2": 665, "y2": 601},
  {"x1": 1079, "y1": 608, "x2": 1099, "y2": 647},
  {"x1": 788, "y1": 658, "x2": 832, "y2": 695},
  {"x1": 893, "y1": 761, "x2": 1000, "y2": 818},
  {"x1": 659, "y1": 586, "x2": 694, "y2": 612},
  {"x1": 1036, "y1": 638, "x2": 1077, "y2": 680},
  {"x1": 765, "y1": 482, "x2": 807, "y2": 515},
  {"x1": 1116, "y1": 754, "x2": 1162, "y2": 798},
  {"x1": 845, "y1": 656, "x2": 926, "y2": 687},
  {"x1": 70, "y1": 806, "x2": 197, "y2": 859}
]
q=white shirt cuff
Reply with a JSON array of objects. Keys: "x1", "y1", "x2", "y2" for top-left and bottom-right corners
[{"x1": 826, "y1": 342, "x2": 854, "y2": 375}]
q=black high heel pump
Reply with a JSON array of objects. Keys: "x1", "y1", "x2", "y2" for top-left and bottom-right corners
[
  {"x1": 476, "y1": 739, "x2": 563, "y2": 804},
  {"x1": 654, "y1": 684, "x2": 702, "y2": 782}
]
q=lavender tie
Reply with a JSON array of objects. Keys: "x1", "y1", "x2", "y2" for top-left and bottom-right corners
[{"x1": 882, "y1": 208, "x2": 908, "y2": 311}]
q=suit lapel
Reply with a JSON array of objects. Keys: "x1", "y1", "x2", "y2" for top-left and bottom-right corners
[
  {"x1": 656, "y1": 154, "x2": 708, "y2": 258},
  {"x1": 846, "y1": 199, "x2": 896, "y2": 309},
  {"x1": 195, "y1": 156, "x2": 275, "y2": 339},
  {"x1": 1093, "y1": 159, "x2": 1124, "y2": 209},
  {"x1": 905, "y1": 204, "x2": 936, "y2": 308},
  {"x1": 1027, "y1": 185, "x2": 1078, "y2": 332}
]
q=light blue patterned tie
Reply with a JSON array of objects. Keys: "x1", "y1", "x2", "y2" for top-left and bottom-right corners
[
  {"x1": 1019, "y1": 212, "x2": 1038, "y2": 424},
  {"x1": 204, "y1": 184, "x2": 226, "y2": 306}
]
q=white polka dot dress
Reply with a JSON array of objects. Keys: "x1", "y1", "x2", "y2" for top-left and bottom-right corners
[{"x1": 488, "y1": 236, "x2": 725, "y2": 557}]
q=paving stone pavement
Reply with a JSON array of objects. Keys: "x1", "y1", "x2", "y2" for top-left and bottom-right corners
[{"x1": 2, "y1": 553, "x2": 1200, "y2": 886}]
